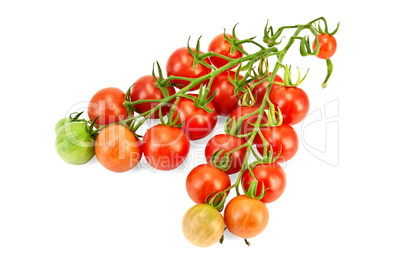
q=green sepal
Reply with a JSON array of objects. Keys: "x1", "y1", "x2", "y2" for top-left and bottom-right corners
[
  {"x1": 211, "y1": 149, "x2": 233, "y2": 172},
  {"x1": 205, "y1": 191, "x2": 227, "y2": 212}
]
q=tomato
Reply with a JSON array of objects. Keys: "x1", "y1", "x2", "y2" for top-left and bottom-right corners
[
  {"x1": 170, "y1": 94, "x2": 217, "y2": 140},
  {"x1": 208, "y1": 33, "x2": 243, "y2": 69},
  {"x1": 94, "y1": 124, "x2": 142, "y2": 172},
  {"x1": 224, "y1": 195, "x2": 269, "y2": 239},
  {"x1": 186, "y1": 164, "x2": 231, "y2": 204},
  {"x1": 205, "y1": 134, "x2": 247, "y2": 174},
  {"x1": 87, "y1": 87, "x2": 128, "y2": 127},
  {"x1": 242, "y1": 163, "x2": 286, "y2": 203},
  {"x1": 228, "y1": 106, "x2": 268, "y2": 139},
  {"x1": 142, "y1": 125, "x2": 190, "y2": 170},
  {"x1": 254, "y1": 124, "x2": 299, "y2": 163},
  {"x1": 182, "y1": 204, "x2": 225, "y2": 247},
  {"x1": 250, "y1": 73, "x2": 283, "y2": 109},
  {"x1": 269, "y1": 85, "x2": 309, "y2": 125},
  {"x1": 130, "y1": 75, "x2": 176, "y2": 119},
  {"x1": 312, "y1": 34, "x2": 337, "y2": 59},
  {"x1": 166, "y1": 47, "x2": 212, "y2": 90},
  {"x1": 55, "y1": 122, "x2": 95, "y2": 165},
  {"x1": 208, "y1": 71, "x2": 240, "y2": 116},
  {"x1": 55, "y1": 117, "x2": 71, "y2": 135}
]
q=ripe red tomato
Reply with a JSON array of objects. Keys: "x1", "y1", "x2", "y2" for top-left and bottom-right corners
[
  {"x1": 254, "y1": 124, "x2": 299, "y2": 163},
  {"x1": 166, "y1": 47, "x2": 212, "y2": 90},
  {"x1": 250, "y1": 73, "x2": 283, "y2": 109},
  {"x1": 224, "y1": 195, "x2": 269, "y2": 239},
  {"x1": 170, "y1": 95, "x2": 217, "y2": 140},
  {"x1": 186, "y1": 164, "x2": 231, "y2": 204},
  {"x1": 242, "y1": 163, "x2": 286, "y2": 203},
  {"x1": 269, "y1": 85, "x2": 309, "y2": 125},
  {"x1": 205, "y1": 134, "x2": 247, "y2": 174},
  {"x1": 130, "y1": 75, "x2": 176, "y2": 119},
  {"x1": 95, "y1": 124, "x2": 142, "y2": 172},
  {"x1": 142, "y1": 125, "x2": 190, "y2": 170},
  {"x1": 87, "y1": 87, "x2": 128, "y2": 127},
  {"x1": 312, "y1": 34, "x2": 337, "y2": 59},
  {"x1": 228, "y1": 106, "x2": 268, "y2": 139},
  {"x1": 208, "y1": 71, "x2": 240, "y2": 116},
  {"x1": 208, "y1": 33, "x2": 243, "y2": 69}
]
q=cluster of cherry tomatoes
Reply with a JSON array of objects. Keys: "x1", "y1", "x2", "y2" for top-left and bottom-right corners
[{"x1": 55, "y1": 19, "x2": 337, "y2": 247}]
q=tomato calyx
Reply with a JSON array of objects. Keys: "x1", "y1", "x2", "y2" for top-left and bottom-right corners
[
  {"x1": 313, "y1": 21, "x2": 340, "y2": 36},
  {"x1": 278, "y1": 64, "x2": 309, "y2": 88},
  {"x1": 242, "y1": 179, "x2": 265, "y2": 201},
  {"x1": 187, "y1": 36, "x2": 216, "y2": 71},
  {"x1": 193, "y1": 81, "x2": 216, "y2": 113},
  {"x1": 222, "y1": 24, "x2": 250, "y2": 56},
  {"x1": 211, "y1": 149, "x2": 233, "y2": 172},
  {"x1": 263, "y1": 20, "x2": 285, "y2": 47},
  {"x1": 205, "y1": 191, "x2": 227, "y2": 212},
  {"x1": 254, "y1": 132, "x2": 282, "y2": 163}
]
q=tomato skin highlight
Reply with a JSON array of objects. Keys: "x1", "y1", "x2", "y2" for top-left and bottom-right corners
[
  {"x1": 130, "y1": 75, "x2": 176, "y2": 119},
  {"x1": 242, "y1": 163, "x2": 286, "y2": 203},
  {"x1": 254, "y1": 124, "x2": 299, "y2": 163},
  {"x1": 55, "y1": 122, "x2": 95, "y2": 165},
  {"x1": 205, "y1": 134, "x2": 247, "y2": 174},
  {"x1": 224, "y1": 195, "x2": 269, "y2": 239},
  {"x1": 186, "y1": 164, "x2": 231, "y2": 204},
  {"x1": 87, "y1": 87, "x2": 128, "y2": 127},
  {"x1": 95, "y1": 125, "x2": 142, "y2": 172},
  {"x1": 142, "y1": 125, "x2": 190, "y2": 170},
  {"x1": 270, "y1": 85, "x2": 309, "y2": 125},
  {"x1": 166, "y1": 47, "x2": 212, "y2": 90},
  {"x1": 208, "y1": 33, "x2": 243, "y2": 69},
  {"x1": 170, "y1": 95, "x2": 217, "y2": 140},
  {"x1": 208, "y1": 71, "x2": 240, "y2": 116},
  {"x1": 182, "y1": 204, "x2": 225, "y2": 247},
  {"x1": 228, "y1": 106, "x2": 268, "y2": 139},
  {"x1": 251, "y1": 73, "x2": 284, "y2": 109},
  {"x1": 312, "y1": 34, "x2": 337, "y2": 59}
]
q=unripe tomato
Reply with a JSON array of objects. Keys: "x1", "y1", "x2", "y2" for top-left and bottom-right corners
[{"x1": 182, "y1": 204, "x2": 225, "y2": 247}]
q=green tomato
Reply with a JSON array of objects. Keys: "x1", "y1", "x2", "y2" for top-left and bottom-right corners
[
  {"x1": 55, "y1": 122, "x2": 95, "y2": 165},
  {"x1": 182, "y1": 204, "x2": 225, "y2": 247},
  {"x1": 55, "y1": 117, "x2": 72, "y2": 134}
]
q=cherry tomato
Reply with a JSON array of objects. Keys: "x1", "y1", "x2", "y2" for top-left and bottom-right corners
[
  {"x1": 269, "y1": 85, "x2": 309, "y2": 125},
  {"x1": 186, "y1": 164, "x2": 231, "y2": 204},
  {"x1": 130, "y1": 75, "x2": 176, "y2": 119},
  {"x1": 224, "y1": 195, "x2": 269, "y2": 239},
  {"x1": 95, "y1": 124, "x2": 142, "y2": 172},
  {"x1": 254, "y1": 124, "x2": 299, "y2": 163},
  {"x1": 142, "y1": 125, "x2": 190, "y2": 170},
  {"x1": 312, "y1": 34, "x2": 337, "y2": 59},
  {"x1": 170, "y1": 95, "x2": 217, "y2": 140},
  {"x1": 228, "y1": 106, "x2": 268, "y2": 139},
  {"x1": 166, "y1": 47, "x2": 212, "y2": 90},
  {"x1": 182, "y1": 204, "x2": 225, "y2": 247},
  {"x1": 208, "y1": 71, "x2": 240, "y2": 116},
  {"x1": 242, "y1": 163, "x2": 286, "y2": 203},
  {"x1": 205, "y1": 134, "x2": 247, "y2": 174},
  {"x1": 208, "y1": 33, "x2": 243, "y2": 69},
  {"x1": 250, "y1": 73, "x2": 283, "y2": 109},
  {"x1": 87, "y1": 87, "x2": 128, "y2": 127}
]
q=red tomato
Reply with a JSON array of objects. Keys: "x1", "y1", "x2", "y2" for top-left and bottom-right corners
[
  {"x1": 242, "y1": 163, "x2": 286, "y2": 203},
  {"x1": 250, "y1": 73, "x2": 283, "y2": 109},
  {"x1": 142, "y1": 125, "x2": 190, "y2": 170},
  {"x1": 170, "y1": 95, "x2": 217, "y2": 140},
  {"x1": 312, "y1": 34, "x2": 337, "y2": 59},
  {"x1": 95, "y1": 124, "x2": 142, "y2": 172},
  {"x1": 186, "y1": 164, "x2": 231, "y2": 204},
  {"x1": 269, "y1": 85, "x2": 309, "y2": 125},
  {"x1": 208, "y1": 71, "x2": 240, "y2": 116},
  {"x1": 130, "y1": 75, "x2": 176, "y2": 119},
  {"x1": 254, "y1": 124, "x2": 299, "y2": 163},
  {"x1": 205, "y1": 134, "x2": 247, "y2": 174},
  {"x1": 228, "y1": 106, "x2": 268, "y2": 139},
  {"x1": 87, "y1": 87, "x2": 128, "y2": 127},
  {"x1": 224, "y1": 195, "x2": 269, "y2": 239},
  {"x1": 166, "y1": 47, "x2": 212, "y2": 90},
  {"x1": 208, "y1": 33, "x2": 243, "y2": 69}
]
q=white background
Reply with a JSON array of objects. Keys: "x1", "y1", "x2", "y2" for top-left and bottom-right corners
[{"x1": 1, "y1": 0, "x2": 402, "y2": 266}]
